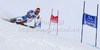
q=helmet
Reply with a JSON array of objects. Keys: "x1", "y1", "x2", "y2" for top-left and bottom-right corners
[{"x1": 36, "y1": 8, "x2": 40, "y2": 12}]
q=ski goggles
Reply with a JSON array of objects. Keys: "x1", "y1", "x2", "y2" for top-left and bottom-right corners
[{"x1": 35, "y1": 11, "x2": 40, "y2": 13}]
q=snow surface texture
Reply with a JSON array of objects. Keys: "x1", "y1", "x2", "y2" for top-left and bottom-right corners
[{"x1": 0, "y1": 17, "x2": 99, "y2": 50}]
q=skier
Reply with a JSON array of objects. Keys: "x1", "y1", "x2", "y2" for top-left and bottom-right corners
[{"x1": 10, "y1": 8, "x2": 41, "y2": 28}]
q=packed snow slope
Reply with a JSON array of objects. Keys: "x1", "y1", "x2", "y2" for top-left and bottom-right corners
[
  {"x1": 1, "y1": 0, "x2": 100, "y2": 47},
  {"x1": 0, "y1": 17, "x2": 99, "y2": 50}
]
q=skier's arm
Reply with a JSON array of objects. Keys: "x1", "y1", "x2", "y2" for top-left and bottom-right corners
[
  {"x1": 37, "y1": 15, "x2": 40, "y2": 19},
  {"x1": 26, "y1": 10, "x2": 34, "y2": 18},
  {"x1": 27, "y1": 10, "x2": 33, "y2": 14},
  {"x1": 27, "y1": 10, "x2": 34, "y2": 17}
]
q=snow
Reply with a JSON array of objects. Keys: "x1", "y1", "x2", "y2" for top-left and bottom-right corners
[
  {"x1": 0, "y1": 0, "x2": 100, "y2": 50},
  {"x1": 0, "y1": 17, "x2": 99, "y2": 50}
]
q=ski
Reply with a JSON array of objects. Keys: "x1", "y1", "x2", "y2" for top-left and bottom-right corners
[{"x1": 3, "y1": 18, "x2": 37, "y2": 29}]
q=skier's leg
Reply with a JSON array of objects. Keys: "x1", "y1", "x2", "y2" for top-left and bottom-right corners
[
  {"x1": 9, "y1": 18, "x2": 16, "y2": 23},
  {"x1": 16, "y1": 16, "x2": 28, "y2": 24},
  {"x1": 16, "y1": 17, "x2": 24, "y2": 24}
]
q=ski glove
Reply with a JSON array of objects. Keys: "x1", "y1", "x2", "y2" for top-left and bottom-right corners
[{"x1": 32, "y1": 15, "x2": 36, "y2": 17}]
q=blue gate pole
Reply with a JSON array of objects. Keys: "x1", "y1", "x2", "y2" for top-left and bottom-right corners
[
  {"x1": 95, "y1": 4, "x2": 99, "y2": 47},
  {"x1": 81, "y1": 1, "x2": 85, "y2": 43}
]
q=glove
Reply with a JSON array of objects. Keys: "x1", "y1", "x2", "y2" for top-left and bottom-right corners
[
  {"x1": 32, "y1": 15, "x2": 36, "y2": 17},
  {"x1": 24, "y1": 20, "x2": 27, "y2": 23}
]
